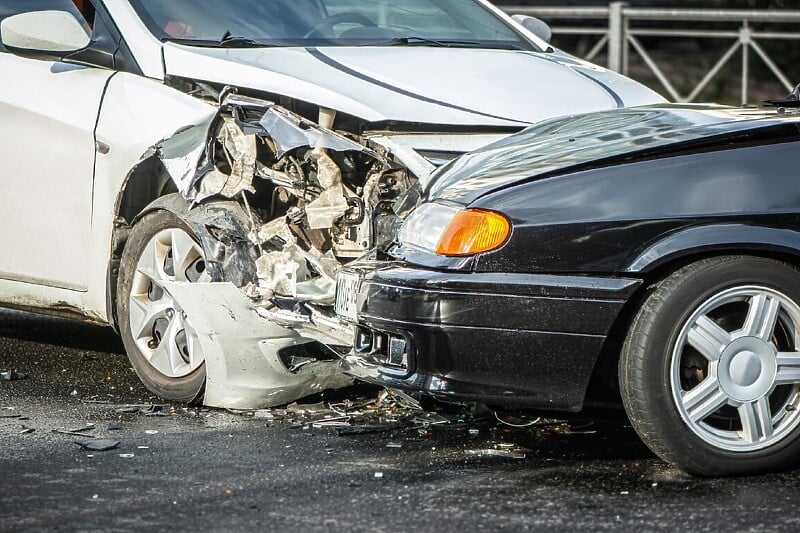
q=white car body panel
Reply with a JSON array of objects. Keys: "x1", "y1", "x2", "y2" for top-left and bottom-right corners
[
  {"x1": 0, "y1": 55, "x2": 111, "y2": 291},
  {"x1": 162, "y1": 281, "x2": 352, "y2": 410},
  {"x1": 162, "y1": 44, "x2": 664, "y2": 127}
]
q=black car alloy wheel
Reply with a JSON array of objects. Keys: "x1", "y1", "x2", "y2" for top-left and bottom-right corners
[{"x1": 621, "y1": 256, "x2": 800, "y2": 476}]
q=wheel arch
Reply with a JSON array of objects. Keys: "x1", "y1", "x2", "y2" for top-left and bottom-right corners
[
  {"x1": 584, "y1": 225, "x2": 800, "y2": 408},
  {"x1": 105, "y1": 158, "x2": 181, "y2": 332},
  {"x1": 107, "y1": 187, "x2": 257, "y2": 331}
]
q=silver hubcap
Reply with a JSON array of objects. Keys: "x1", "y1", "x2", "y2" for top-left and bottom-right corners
[
  {"x1": 129, "y1": 228, "x2": 210, "y2": 378},
  {"x1": 671, "y1": 286, "x2": 800, "y2": 452}
]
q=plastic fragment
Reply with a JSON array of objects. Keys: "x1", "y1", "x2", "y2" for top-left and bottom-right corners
[
  {"x1": 76, "y1": 439, "x2": 121, "y2": 452},
  {"x1": 464, "y1": 448, "x2": 526, "y2": 459},
  {"x1": 0, "y1": 371, "x2": 28, "y2": 381}
]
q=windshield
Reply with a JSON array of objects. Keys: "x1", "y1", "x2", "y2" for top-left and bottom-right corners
[{"x1": 127, "y1": 0, "x2": 537, "y2": 51}]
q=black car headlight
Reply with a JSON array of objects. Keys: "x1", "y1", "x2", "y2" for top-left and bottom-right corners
[{"x1": 398, "y1": 202, "x2": 511, "y2": 257}]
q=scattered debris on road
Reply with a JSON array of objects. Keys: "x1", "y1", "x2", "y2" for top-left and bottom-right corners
[
  {"x1": 53, "y1": 424, "x2": 98, "y2": 438},
  {"x1": 465, "y1": 447, "x2": 528, "y2": 460},
  {"x1": 76, "y1": 439, "x2": 121, "y2": 452},
  {"x1": 0, "y1": 370, "x2": 28, "y2": 381}
]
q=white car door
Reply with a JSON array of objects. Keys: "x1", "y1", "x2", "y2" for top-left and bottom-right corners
[{"x1": 0, "y1": 51, "x2": 112, "y2": 291}]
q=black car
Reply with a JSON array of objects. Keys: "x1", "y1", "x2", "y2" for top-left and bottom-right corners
[{"x1": 336, "y1": 102, "x2": 800, "y2": 476}]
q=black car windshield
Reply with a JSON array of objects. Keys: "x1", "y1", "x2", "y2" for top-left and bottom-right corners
[{"x1": 127, "y1": 0, "x2": 538, "y2": 51}]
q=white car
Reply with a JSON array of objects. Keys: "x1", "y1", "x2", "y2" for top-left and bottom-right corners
[{"x1": 0, "y1": 0, "x2": 664, "y2": 409}]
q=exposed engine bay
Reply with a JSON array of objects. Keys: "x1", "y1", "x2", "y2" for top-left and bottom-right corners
[
  {"x1": 142, "y1": 87, "x2": 443, "y2": 408},
  {"x1": 188, "y1": 91, "x2": 420, "y2": 340}
]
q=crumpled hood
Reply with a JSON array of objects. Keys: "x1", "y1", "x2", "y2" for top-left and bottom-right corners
[
  {"x1": 425, "y1": 104, "x2": 793, "y2": 204},
  {"x1": 162, "y1": 44, "x2": 664, "y2": 127}
]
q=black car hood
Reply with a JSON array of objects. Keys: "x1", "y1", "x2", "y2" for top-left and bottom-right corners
[{"x1": 425, "y1": 104, "x2": 800, "y2": 205}]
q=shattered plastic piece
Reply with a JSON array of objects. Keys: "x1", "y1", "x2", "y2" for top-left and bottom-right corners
[
  {"x1": 374, "y1": 472, "x2": 384, "y2": 479},
  {"x1": 305, "y1": 188, "x2": 350, "y2": 231},
  {"x1": 309, "y1": 414, "x2": 351, "y2": 427},
  {"x1": 77, "y1": 439, "x2": 120, "y2": 452},
  {"x1": 249, "y1": 218, "x2": 296, "y2": 247},
  {"x1": 255, "y1": 250, "x2": 300, "y2": 298},
  {"x1": 493, "y1": 412, "x2": 542, "y2": 428},
  {"x1": 156, "y1": 114, "x2": 218, "y2": 195},
  {"x1": 114, "y1": 404, "x2": 168, "y2": 414},
  {"x1": 383, "y1": 389, "x2": 422, "y2": 411},
  {"x1": 336, "y1": 424, "x2": 401, "y2": 436},
  {"x1": 259, "y1": 106, "x2": 372, "y2": 158},
  {"x1": 464, "y1": 449, "x2": 526, "y2": 460},
  {"x1": 0, "y1": 371, "x2": 28, "y2": 381},
  {"x1": 54, "y1": 428, "x2": 97, "y2": 438},
  {"x1": 195, "y1": 117, "x2": 258, "y2": 201},
  {"x1": 161, "y1": 281, "x2": 352, "y2": 409}
]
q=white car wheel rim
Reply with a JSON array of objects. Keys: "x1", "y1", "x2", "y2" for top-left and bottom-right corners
[
  {"x1": 671, "y1": 285, "x2": 800, "y2": 452},
  {"x1": 129, "y1": 227, "x2": 210, "y2": 378}
]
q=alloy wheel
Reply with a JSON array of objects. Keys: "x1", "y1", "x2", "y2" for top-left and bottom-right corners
[
  {"x1": 671, "y1": 286, "x2": 800, "y2": 452},
  {"x1": 128, "y1": 227, "x2": 210, "y2": 378}
]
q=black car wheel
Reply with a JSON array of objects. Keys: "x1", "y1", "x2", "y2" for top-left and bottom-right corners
[
  {"x1": 620, "y1": 256, "x2": 800, "y2": 476},
  {"x1": 117, "y1": 209, "x2": 210, "y2": 404}
]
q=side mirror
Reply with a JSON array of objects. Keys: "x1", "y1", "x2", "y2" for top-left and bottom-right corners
[
  {"x1": 1, "y1": 10, "x2": 90, "y2": 59},
  {"x1": 512, "y1": 14, "x2": 552, "y2": 44}
]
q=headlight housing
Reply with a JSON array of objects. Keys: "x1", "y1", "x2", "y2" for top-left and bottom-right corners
[{"x1": 398, "y1": 202, "x2": 511, "y2": 257}]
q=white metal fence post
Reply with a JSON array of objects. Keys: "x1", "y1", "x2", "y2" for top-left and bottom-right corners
[{"x1": 609, "y1": 1, "x2": 628, "y2": 73}]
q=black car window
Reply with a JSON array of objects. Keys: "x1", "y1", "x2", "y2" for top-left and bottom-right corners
[{"x1": 0, "y1": 0, "x2": 90, "y2": 53}]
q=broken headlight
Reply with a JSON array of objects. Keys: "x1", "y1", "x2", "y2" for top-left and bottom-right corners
[
  {"x1": 398, "y1": 202, "x2": 511, "y2": 257},
  {"x1": 397, "y1": 202, "x2": 462, "y2": 253}
]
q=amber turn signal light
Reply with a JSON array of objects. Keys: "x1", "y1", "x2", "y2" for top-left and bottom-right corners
[{"x1": 436, "y1": 209, "x2": 511, "y2": 257}]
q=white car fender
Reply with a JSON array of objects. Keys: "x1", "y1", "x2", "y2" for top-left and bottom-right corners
[{"x1": 90, "y1": 72, "x2": 217, "y2": 319}]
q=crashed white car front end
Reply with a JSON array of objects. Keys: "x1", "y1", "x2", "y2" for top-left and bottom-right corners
[{"x1": 0, "y1": 0, "x2": 664, "y2": 409}]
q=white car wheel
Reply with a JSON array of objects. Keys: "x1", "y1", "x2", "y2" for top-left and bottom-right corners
[{"x1": 117, "y1": 209, "x2": 210, "y2": 403}]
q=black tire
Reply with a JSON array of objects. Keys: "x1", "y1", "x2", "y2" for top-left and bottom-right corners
[
  {"x1": 620, "y1": 255, "x2": 800, "y2": 476},
  {"x1": 117, "y1": 209, "x2": 206, "y2": 404}
]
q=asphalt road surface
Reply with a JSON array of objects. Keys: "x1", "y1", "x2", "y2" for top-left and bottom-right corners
[{"x1": 1, "y1": 309, "x2": 799, "y2": 532}]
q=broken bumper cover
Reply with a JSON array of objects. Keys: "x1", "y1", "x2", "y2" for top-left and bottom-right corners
[
  {"x1": 161, "y1": 281, "x2": 353, "y2": 410},
  {"x1": 340, "y1": 265, "x2": 642, "y2": 411}
]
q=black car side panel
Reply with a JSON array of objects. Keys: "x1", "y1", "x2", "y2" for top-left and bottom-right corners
[
  {"x1": 471, "y1": 141, "x2": 800, "y2": 274},
  {"x1": 624, "y1": 223, "x2": 800, "y2": 272}
]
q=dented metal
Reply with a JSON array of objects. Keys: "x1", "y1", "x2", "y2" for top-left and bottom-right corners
[
  {"x1": 160, "y1": 281, "x2": 352, "y2": 410},
  {"x1": 147, "y1": 90, "x2": 429, "y2": 408}
]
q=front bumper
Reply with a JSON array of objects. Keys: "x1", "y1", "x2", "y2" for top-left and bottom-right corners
[{"x1": 341, "y1": 264, "x2": 642, "y2": 412}]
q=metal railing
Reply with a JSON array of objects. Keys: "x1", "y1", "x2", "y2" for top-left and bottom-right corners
[{"x1": 499, "y1": 3, "x2": 800, "y2": 104}]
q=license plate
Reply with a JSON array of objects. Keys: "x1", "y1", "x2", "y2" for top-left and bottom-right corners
[{"x1": 335, "y1": 271, "x2": 361, "y2": 322}]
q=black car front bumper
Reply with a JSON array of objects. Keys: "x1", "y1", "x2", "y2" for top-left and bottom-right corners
[{"x1": 340, "y1": 264, "x2": 642, "y2": 412}]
